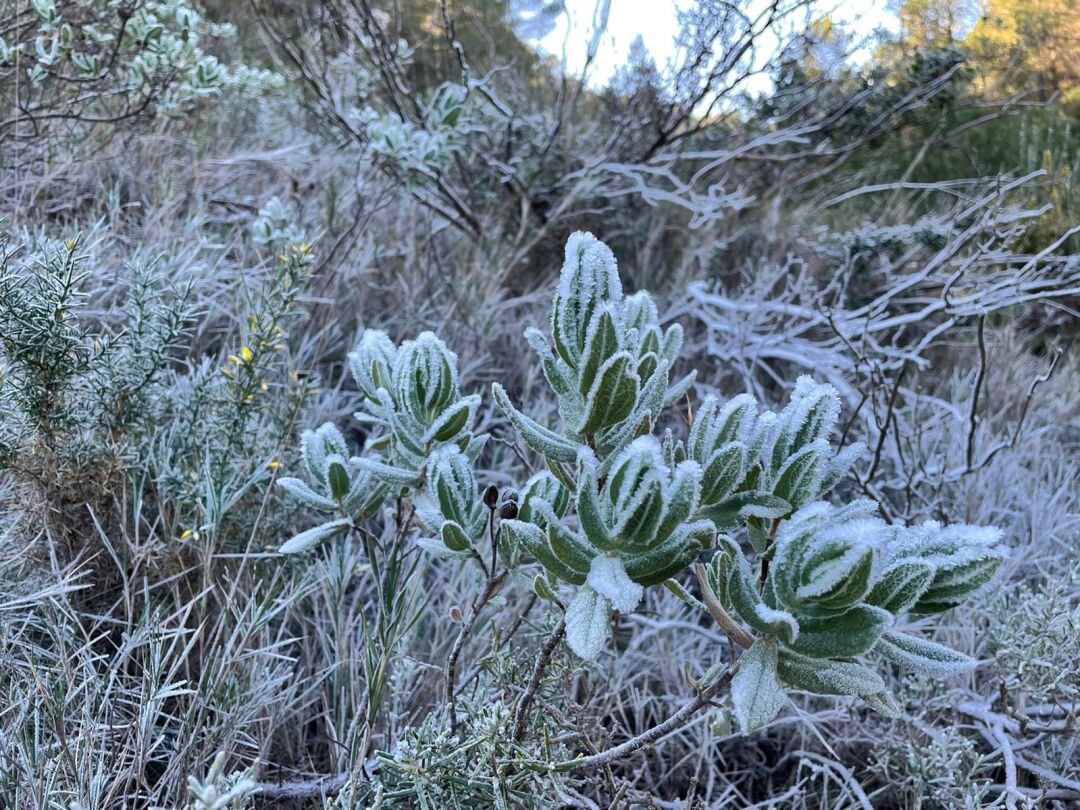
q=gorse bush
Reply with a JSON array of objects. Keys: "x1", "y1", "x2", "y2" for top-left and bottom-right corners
[
  {"x1": 0, "y1": 228, "x2": 190, "y2": 541},
  {"x1": 276, "y1": 231, "x2": 1008, "y2": 785}
]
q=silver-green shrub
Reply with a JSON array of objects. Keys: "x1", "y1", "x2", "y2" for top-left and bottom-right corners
[{"x1": 276, "y1": 230, "x2": 1007, "y2": 758}]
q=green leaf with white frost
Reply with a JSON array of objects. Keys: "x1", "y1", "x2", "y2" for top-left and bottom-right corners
[
  {"x1": 867, "y1": 558, "x2": 935, "y2": 613},
  {"x1": 565, "y1": 585, "x2": 610, "y2": 660},
  {"x1": 777, "y1": 649, "x2": 886, "y2": 697},
  {"x1": 875, "y1": 630, "x2": 976, "y2": 677},
  {"x1": 503, "y1": 518, "x2": 585, "y2": 585},
  {"x1": 698, "y1": 492, "x2": 790, "y2": 530},
  {"x1": 861, "y1": 690, "x2": 903, "y2": 718},
  {"x1": 627, "y1": 519, "x2": 712, "y2": 585},
  {"x1": 423, "y1": 394, "x2": 478, "y2": 443},
  {"x1": 524, "y1": 326, "x2": 575, "y2": 398},
  {"x1": 279, "y1": 518, "x2": 352, "y2": 554},
  {"x1": 663, "y1": 371, "x2": 696, "y2": 409},
  {"x1": 544, "y1": 513, "x2": 595, "y2": 575},
  {"x1": 439, "y1": 520, "x2": 472, "y2": 552},
  {"x1": 417, "y1": 536, "x2": 473, "y2": 559},
  {"x1": 276, "y1": 477, "x2": 337, "y2": 511},
  {"x1": 325, "y1": 456, "x2": 351, "y2": 501},
  {"x1": 787, "y1": 604, "x2": 890, "y2": 658},
  {"x1": 355, "y1": 456, "x2": 420, "y2": 487},
  {"x1": 579, "y1": 305, "x2": 621, "y2": 395},
  {"x1": 577, "y1": 351, "x2": 638, "y2": 435},
  {"x1": 491, "y1": 382, "x2": 580, "y2": 463},
  {"x1": 731, "y1": 639, "x2": 787, "y2": 732},
  {"x1": 699, "y1": 442, "x2": 746, "y2": 506},
  {"x1": 771, "y1": 441, "x2": 827, "y2": 511},
  {"x1": 532, "y1": 573, "x2": 560, "y2": 603},
  {"x1": 717, "y1": 536, "x2": 799, "y2": 643}
]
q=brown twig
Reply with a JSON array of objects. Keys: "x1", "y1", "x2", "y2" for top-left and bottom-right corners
[
  {"x1": 693, "y1": 563, "x2": 755, "y2": 650},
  {"x1": 512, "y1": 618, "x2": 566, "y2": 742},
  {"x1": 545, "y1": 670, "x2": 733, "y2": 772}
]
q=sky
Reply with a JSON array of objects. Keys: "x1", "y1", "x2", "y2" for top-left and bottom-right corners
[{"x1": 537, "y1": 0, "x2": 900, "y2": 88}]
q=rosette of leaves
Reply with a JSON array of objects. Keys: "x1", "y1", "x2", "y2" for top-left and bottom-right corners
[
  {"x1": 706, "y1": 501, "x2": 1007, "y2": 732},
  {"x1": 348, "y1": 329, "x2": 485, "y2": 487},
  {"x1": 276, "y1": 423, "x2": 387, "y2": 553},
  {"x1": 502, "y1": 436, "x2": 714, "y2": 659},
  {"x1": 492, "y1": 232, "x2": 694, "y2": 482},
  {"x1": 411, "y1": 446, "x2": 489, "y2": 560},
  {"x1": 686, "y1": 377, "x2": 865, "y2": 535}
]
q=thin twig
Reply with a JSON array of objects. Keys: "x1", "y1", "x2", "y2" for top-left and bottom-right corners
[
  {"x1": 544, "y1": 671, "x2": 733, "y2": 772},
  {"x1": 512, "y1": 618, "x2": 566, "y2": 742},
  {"x1": 693, "y1": 563, "x2": 754, "y2": 649}
]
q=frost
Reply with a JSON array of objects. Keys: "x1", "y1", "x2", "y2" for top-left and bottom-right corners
[
  {"x1": 731, "y1": 639, "x2": 787, "y2": 732},
  {"x1": 348, "y1": 328, "x2": 398, "y2": 400},
  {"x1": 875, "y1": 630, "x2": 976, "y2": 677},
  {"x1": 565, "y1": 585, "x2": 611, "y2": 660},
  {"x1": 586, "y1": 555, "x2": 643, "y2": 614}
]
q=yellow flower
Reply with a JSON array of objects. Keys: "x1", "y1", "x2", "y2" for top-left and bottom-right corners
[
  {"x1": 228, "y1": 354, "x2": 241, "y2": 365},
  {"x1": 241, "y1": 346, "x2": 254, "y2": 363},
  {"x1": 180, "y1": 529, "x2": 193, "y2": 540},
  {"x1": 67, "y1": 238, "x2": 76, "y2": 251},
  {"x1": 268, "y1": 460, "x2": 282, "y2": 470}
]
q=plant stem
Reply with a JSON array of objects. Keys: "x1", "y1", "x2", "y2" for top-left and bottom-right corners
[
  {"x1": 254, "y1": 772, "x2": 350, "y2": 800},
  {"x1": 512, "y1": 617, "x2": 566, "y2": 742},
  {"x1": 693, "y1": 563, "x2": 754, "y2": 649},
  {"x1": 446, "y1": 505, "x2": 505, "y2": 732},
  {"x1": 445, "y1": 571, "x2": 504, "y2": 732},
  {"x1": 546, "y1": 670, "x2": 733, "y2": 772}
]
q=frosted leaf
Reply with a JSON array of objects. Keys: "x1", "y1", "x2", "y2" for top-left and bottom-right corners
[
  {"x1": 279, "y1": 518, "x2": 352, "y2": 554},
  {"x1": 551, "y1": 232, "x2": 623, "y2": 366},
  {"x1": 557, "y1": 231, "x2": 621, "y2": 310},
  {"x1": 491, "y1": 382, "x2": 580, "y2": 464},
  {"x1": 392, "y1": 331, "x2": 459, "y2": 423},
  {"x1": 795, "y1": 540, "x2": 873, "y2": 601},
  {"x1": 422, "y1": 394, "x2": 479, "y2": 444},
  {"x1": 301, "y1": 422, "x2": 349, "y2": 484},
  {"x1": 605, "y1": 435, "x2": 668, "y2": 509},
  {"x1": 731, "y1": 639, "x2": 787, "y2": 732},
  {"x1": 565, "y1": 585, "x2": 611, "y2": 660},
  {"x1": 427, "y1": 446, "x2": 476, "y2": 526},
  {"x1": 777, "y1": 649, "x2": 886, "y2": 697},
  {"x1": 586, "y1": 555, "x2": 643, "y2": 614},
  {"x1": 348, "y1": 329, "x2": 397, "y2": 400},
  {"x1": 875, "y1": 630, "x2": 976, "y2": 677},
  {"x1": 276, "y1": 477, "x2": 337, "y2": 511},
  {"x1": 622, "y1": 289, "x2": 659, "y2": 334},
  {"x1": 820, "y1": 440, "x2": 865, "y2": 493}
]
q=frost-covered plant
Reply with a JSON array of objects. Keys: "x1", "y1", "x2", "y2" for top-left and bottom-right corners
[
  {"x1": 0, "y1": 0, "x2": 282, "y2": 150},
  {"x1": 185, "y1": 751, "x2": 257, "y2": 810},
  {"x1": 276, "y1": 328, "x2": 485, "y2": 553},
  {"x1": 492, "y1": 232, "x2": 694, "y2": 479},
  {"x1": 362, "y1": 84, "x2": 467, "y2": 180},
  {"x1": 251, "y1": 197, "x2": 307, "y2": 246},
  {"x1": 708, "y1": 501, "x2": 1007, "y2": 730},
  {"x1": 504, "y1": 436, "x2": 714, "y2": 658},
  {"x1": 0, "y1": 228, "x2": 190, "y2": 541},
  {"x1": 274, "y1": 231, "x2": 1008, "y2": 778}
]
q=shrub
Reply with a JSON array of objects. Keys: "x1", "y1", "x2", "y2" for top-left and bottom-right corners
[{"x1": 274, "y1": 231, "x2": 1007, "y2": 795}]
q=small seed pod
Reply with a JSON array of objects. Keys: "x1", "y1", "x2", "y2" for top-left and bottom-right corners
[
  {"x1": 499, "y1": 500, "x2": 519, "y2": 520},
  {"x1": 483, "y1": 484, "x2": 499, "y2": 509},
  {"x1": 500, "y1": 487, "x2": 520, "y2": 505}
]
